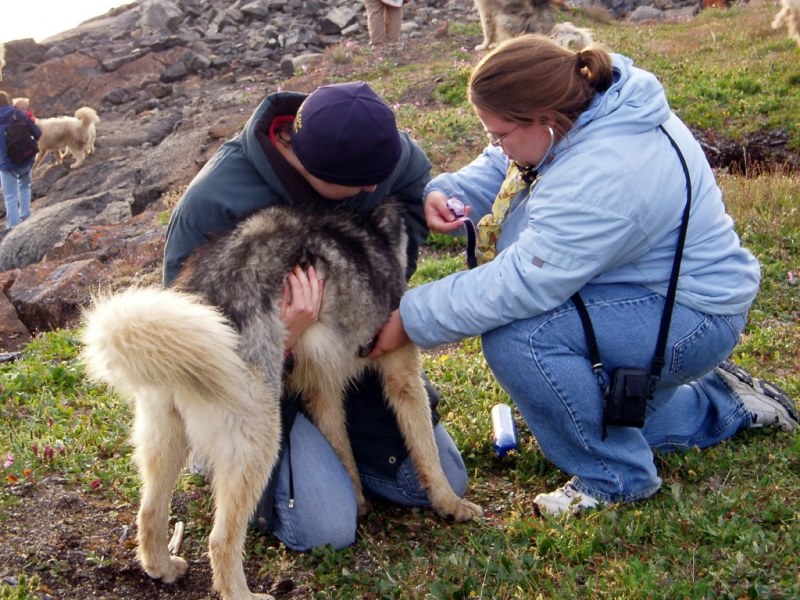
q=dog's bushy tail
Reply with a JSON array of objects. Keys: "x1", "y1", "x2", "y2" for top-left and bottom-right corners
[
  {"x1": 75, "y1": 106, "x2": 100, "y2": 126},
  {"x1": 81, "y1": 287, "x2": 250, "y2": 408}
]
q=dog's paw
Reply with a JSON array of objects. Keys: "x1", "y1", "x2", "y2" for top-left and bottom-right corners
[
  {"x1": 356, "y1": 497, "x2": 372, "y2": 518},
  {"x1": 250, "y1": 594, "x2": 276, "y2": 600},
  {"x1": 142, "y1": 555, "x2": 188, "y2": 584},
  {"x1": 436, "y1": 498, "x2": 484, "y2": 522},
  {"x1": 474, "y1": 42, "x2": 489, "y2": 51}
]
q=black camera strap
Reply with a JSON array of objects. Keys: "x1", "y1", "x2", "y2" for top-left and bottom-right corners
[{"x1": 572, "y1": 124, "x2": 692, "y2": 433}]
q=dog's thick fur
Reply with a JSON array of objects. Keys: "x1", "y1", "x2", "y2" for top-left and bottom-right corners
[
  {"x1": 473, "y1": 0, "x2": 593, "y2": 50},
  {"x1": 33, "y1": 106, "x2": 99, "y2": 170},
  {"x1": 81, "y1": 198, "x2": 483, "y2": 600},
  {"x1": 772, "y1": 0, "x2": 800, "y2": 46}
]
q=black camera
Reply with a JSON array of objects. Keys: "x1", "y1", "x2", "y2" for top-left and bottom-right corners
[{"x1": 604, "y1": 368, "x2": 651, "y2": 428}]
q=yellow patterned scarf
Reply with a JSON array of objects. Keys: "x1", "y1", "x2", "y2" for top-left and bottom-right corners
[{"x1": 475, "y1": 162, "x2": 538, "y2": 264}]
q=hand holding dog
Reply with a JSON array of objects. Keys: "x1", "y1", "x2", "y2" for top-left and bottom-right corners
[
  {"x1": 424, "y1": 190, "x2": 471, "y2": 233},
  {"x1": 369, "y1": 309, "x2": 410, "y2": 358},
  {"x1": 281, "y1": 265, "x2": 324, "y2": 352}
]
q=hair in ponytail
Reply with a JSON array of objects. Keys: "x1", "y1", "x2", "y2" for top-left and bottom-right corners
[{"x1": 469, "y1": 34, "x2": 613, "y2": 137}]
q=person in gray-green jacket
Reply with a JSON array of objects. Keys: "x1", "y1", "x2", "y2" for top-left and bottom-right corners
[{"x1": 163, "y1": 81, "x2": 470, "y2": 551}]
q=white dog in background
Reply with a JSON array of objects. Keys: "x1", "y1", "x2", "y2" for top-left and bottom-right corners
[
  {"x1": 0, "y1": 43, "x2": 5, "y2": 81},
  {"x1": 33, "y1": 106, "x2": 100, "y2": 170},
  {"x1": 772, "y1": 0, "x2": 800, "y2": 46}
]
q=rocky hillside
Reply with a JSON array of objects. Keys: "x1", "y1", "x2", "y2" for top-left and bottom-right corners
[
  {"x1": 0, "y1": 0, "x2": 791, "y2": 353},
  {"x1": 0, "y1": 0, "x2": 475, "y2": 352}
]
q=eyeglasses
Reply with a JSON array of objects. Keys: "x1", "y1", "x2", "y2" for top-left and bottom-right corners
[{"x1": 487, "y1": 123, "x2": 520, "y2": 147}]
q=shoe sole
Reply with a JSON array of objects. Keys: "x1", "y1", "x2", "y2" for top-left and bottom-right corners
[{"x1": 718, "y1": 360, "x2": 799, "y2": 431}]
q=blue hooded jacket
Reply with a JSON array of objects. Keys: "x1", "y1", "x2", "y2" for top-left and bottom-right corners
[{"x1": 400, "y1": 54, "x2": 761, "y2": 348}]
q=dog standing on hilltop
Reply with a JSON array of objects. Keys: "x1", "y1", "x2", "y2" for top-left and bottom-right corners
[
  {"x1": 772, "y1": 0, "x2": 800, "y2": 46},
  {"x1": 473, "y1": 0, "x2": 593, "y2": 50},
  {"x1": 33, "y1": 106, "x2": 99, "y2": 170},
  {"x1": 81, "y1": 197, "x2": 483, "y2": 600}
]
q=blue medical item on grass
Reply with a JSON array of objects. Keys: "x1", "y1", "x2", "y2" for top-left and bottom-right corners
[{"x1": 491, "y1": 403, "x2": 518, "y2": 458}]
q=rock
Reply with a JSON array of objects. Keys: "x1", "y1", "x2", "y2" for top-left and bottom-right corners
[
  {"x1": 0, "y1": 192, "x2": 130, "y2": 272},
  {"x1": 8, "y1": 258, "x2": 107, "y2": 334}
]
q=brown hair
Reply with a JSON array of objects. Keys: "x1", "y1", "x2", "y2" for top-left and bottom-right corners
[
  {"x1": 0, "y1": 91, "x2": 10, "y2": 107},
  {"x1": 468, "y1": 34, "x2": 614, "y2": 138}
]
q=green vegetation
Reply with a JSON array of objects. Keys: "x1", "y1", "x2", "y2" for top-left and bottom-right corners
[{"x1": 2, "y1": 2, "x2": 799, "y2": 598}]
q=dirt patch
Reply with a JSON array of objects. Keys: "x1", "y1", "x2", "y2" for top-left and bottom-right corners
[
  {"x1": 694, "y1": 127, "x2": 800, "y2": 174},
  {"x1": 0, "y1": 477, "x2": 303, "y2": 599}
]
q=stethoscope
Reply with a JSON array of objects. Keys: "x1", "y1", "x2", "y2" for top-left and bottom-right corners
[{"x1": 448, "y1": 126, "x2": 556, "y2": 269}]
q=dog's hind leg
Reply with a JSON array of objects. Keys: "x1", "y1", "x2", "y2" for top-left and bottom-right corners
[
  {"x1": 772, "y1": 5, "x2": 789, "y2": 30},
  {"x1": 68, "y1": 147, "x2": 86, "y2": 169},
  {"x1": 182, "y1": 375, "x2": 281, "y2": 600},
  {"x1": 789, "y1": 8, "x2": 800, "y2": 45},
  {"x1": 376, "y1": 345, "x2": 483, "y2": 521},
  {"x1": 131, "y1": 389, "x2": 191, "y2": 584}
]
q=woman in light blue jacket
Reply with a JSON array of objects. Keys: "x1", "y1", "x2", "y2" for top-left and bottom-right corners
[{"x1": 372, "y1": 35, "x2": 798, "y2": 515}]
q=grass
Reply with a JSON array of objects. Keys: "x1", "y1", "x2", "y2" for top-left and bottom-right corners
[{"x1": 2, "y1": 2, "x2": 800, "y2": 598}]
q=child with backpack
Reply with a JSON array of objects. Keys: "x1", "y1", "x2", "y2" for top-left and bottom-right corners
[
  {"x1": 0, "y1": 90, "x2": 41, "y2": 230},
  {"x1": 13, "y1": 97, "x2": 36, "y2": 122}
]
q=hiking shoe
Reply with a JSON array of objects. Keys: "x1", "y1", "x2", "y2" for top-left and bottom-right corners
[
  {"x1": 716, "y1": 359, "x2": 798, "y2": 432},
  {"x1": 533, "y1": 479, "x2": 600, "y2": 516}
]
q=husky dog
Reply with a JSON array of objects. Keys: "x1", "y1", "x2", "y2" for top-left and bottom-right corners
[
  {"x1": 473, "y1": 0, "x2": 593, "y2": 50},
  {"x1": 81, "y1": 198, "x2": 483, "y2": 600},
  {"x1": 772, "y1": 0, "x2": 800, "y2": 46},
  {"x1": 33, "y1": 106, "x2": 100, "y2": 170}
]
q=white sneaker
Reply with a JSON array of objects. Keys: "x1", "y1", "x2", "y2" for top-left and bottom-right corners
[
  {"x1": 533, "y1": 480, "x2": 600, "y2": 516},
  {"x1": 716, "y1": 360, "x2": 798, "y2": 432}
]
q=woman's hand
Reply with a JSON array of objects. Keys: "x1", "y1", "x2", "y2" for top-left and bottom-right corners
[
  {"x1": 424, "y1": 190, "x2": 472, "y2": 233},
  {"x1": 369, "y1": 309, "x2": 411, "y2": 359},
  {"x1": 281, "y1": 265, "x2": 324, "y2": 352}
]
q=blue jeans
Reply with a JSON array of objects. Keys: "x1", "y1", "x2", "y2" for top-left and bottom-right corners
[
  {"x1": 482, "y1": 283, "x2": 750, "y2": 504},
  {"x1": 271, "y1": 413, "x2": 468, "y2": 551},
  {"x1": 0, "y1": 166, "x2": 33, "y2": 229}
]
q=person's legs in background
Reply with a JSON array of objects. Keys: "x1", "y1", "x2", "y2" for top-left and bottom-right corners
[
  {"x1": 0, "y1": 169, "x2": 21, "y2": 229},
  {"x1": 364, "y1": 0, "x2": 388, "y2": 46},
  {"x1": 385, "y1": 5, "x2": 403, "y2": 44},
  {"x1": 17, "y1": 167, "x2": 32, "y2": 222}
]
